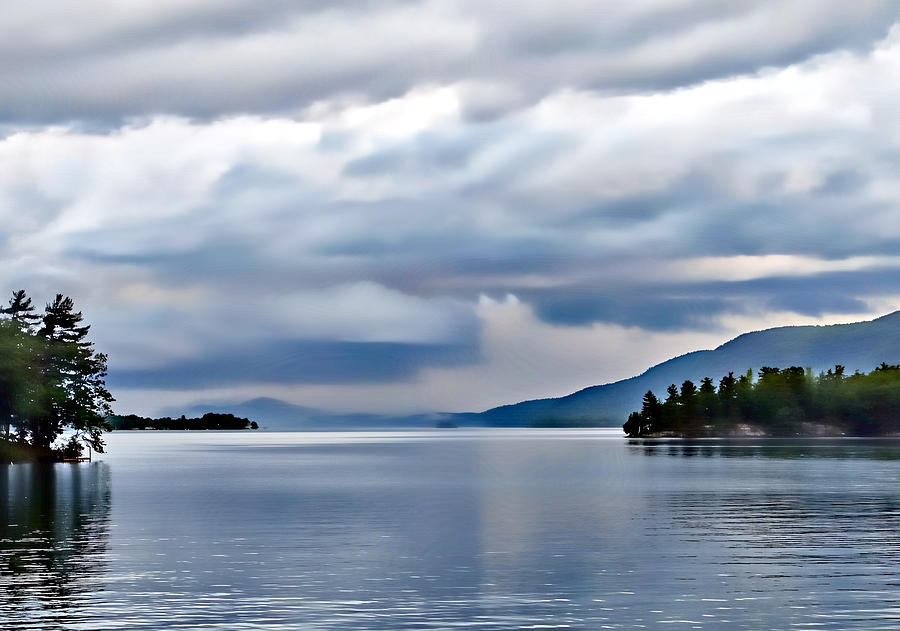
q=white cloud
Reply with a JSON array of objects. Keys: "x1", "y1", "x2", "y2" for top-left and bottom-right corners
[
  {"x1": 666, "y1": 255, "x2": 900, "y2": 283},
  {"x1": 5, "y1": 3, "x2": 900, "y2": 415},
  {"x1": 0, "y1": 1, "x2": 894, "y2": 123},
  {"x1": 269, "y1": 282, "x2": 476, "y2": 344}
]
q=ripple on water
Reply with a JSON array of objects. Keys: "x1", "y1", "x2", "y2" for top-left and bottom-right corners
[{"x1": 4, "y1": 432, "x2": 900, "y2": 629}]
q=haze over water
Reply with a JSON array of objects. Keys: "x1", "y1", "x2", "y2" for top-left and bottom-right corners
[{"x1": 3, "y1": 429, "x2": 900, "y2": 630}]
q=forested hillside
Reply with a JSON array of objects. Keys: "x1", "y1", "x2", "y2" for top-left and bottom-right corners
[{"x1": 477, "y1": 311, "x2": 900, "y2": 427}]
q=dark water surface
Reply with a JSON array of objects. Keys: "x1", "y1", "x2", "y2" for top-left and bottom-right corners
[{"x1": 3, "y1": 430, "x2": 900, "y2": 630}]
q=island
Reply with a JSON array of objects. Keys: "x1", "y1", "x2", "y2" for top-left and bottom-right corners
[
  {"x1": 624, "y1": 363, "x2": 900, "y2": 438},
  {"x1": 108, "y1": 413, "x2": 259, "y2": 431}
]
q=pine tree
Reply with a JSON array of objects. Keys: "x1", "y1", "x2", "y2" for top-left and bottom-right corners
[
  {"x1": 0, "y1": 291, "x2": 45, "y2": 440},
  {"x1": 37, "y1": 295, "x2": 114, "y2": 453},
  {"x1": 640, "y1": 390, "x2": 662, "y2": 433},
  {"x1": 2, "y1": 290, "x2": 41, "y2": 330},
  {"x1": 0, "y1": 290, "x2": 115, "y2": 459}
]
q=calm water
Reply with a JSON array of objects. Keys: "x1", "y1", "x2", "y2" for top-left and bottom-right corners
[{"x1": 3, "y1": 430, "x2": 900, "y2": 630}]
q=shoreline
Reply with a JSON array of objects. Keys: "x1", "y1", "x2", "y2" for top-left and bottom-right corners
[
  {"x1": 629, "y1": 421, "x2": 900, "y2": 439},
  {"x1": 1, "y1": 439, "x2": 61, "y2": 464}
]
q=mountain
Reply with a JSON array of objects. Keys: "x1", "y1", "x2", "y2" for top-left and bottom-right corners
[
  {"x1": 162, "y1": 397, "x2": 444, "y2": 430},
  {"x1": 476, "y1": 310, "x2": 900, "y2": 427},
  {"x1": 160, "y1": 311, "x2": 900, "y2": 430}
]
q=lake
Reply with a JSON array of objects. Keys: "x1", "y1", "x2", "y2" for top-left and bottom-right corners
[{"x1": 3, "y1": 429, "x2": 900, "y2": 629}]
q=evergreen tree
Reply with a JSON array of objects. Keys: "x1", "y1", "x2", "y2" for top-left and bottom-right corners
[
  {"x1": 679, "y1": 380, "x2": 697, "y2": 402},
  {"x1": 0, "y1": 290, "x2": 114, "y2": 460},
  {"x1": 2, "y1": 290, "x2": 41, "y2": 329},
  {"x1": 717, "y1": 372, "x2": 737, "y2": 419},
  {"x1": 0, "y1": 291, "x2": 46, "y2": 441},
  {"x1": 623, "y1": 411, "x2": 643, "y2": 438},
  {"x1": 662, "y1": 383, "x2": 681, "y2": 429},
  {"x1": 38, "y1": 295, "x2": 114, "y2": 453},
  {"x1": 698, "y1": 376, "x2": 717, "y2": 421},
  {"x1": 665, "y1": 384, "x2": 679, "y2": 403},
  {"x1": 625, "y1": 362, "x2": 900, "y2": 437},
  {"x1": 640, "y1": 390, "x2": 662, "y2": 433}
]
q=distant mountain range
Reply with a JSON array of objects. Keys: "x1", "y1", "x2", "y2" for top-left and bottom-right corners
[
  {"x1": 165, "y1": 310, "x2": 900, "y2": 429},
  {"x1": 162, "y1": 397, "x2": 446, "y2": 431},
  {"x1": 476, "y1": 310, "x2": 900, "y2": 427}
]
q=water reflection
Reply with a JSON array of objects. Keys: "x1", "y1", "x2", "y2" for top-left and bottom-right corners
[
  {"x1": 6, "y1": 431, "x2": 900, "y2": 629},
  {"x1": 628, "y1": 437, "x2": 900, "y2": 459},
  {"x1": 0, "y1": 463, "x2": 111, "y2": 631}
]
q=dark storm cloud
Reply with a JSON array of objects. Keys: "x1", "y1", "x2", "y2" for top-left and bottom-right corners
[
  {"x1": 683, "y1": 201, "x2": 900, "y2": 261},
  {"x1": 700, "y1": 271, "x2": 900, "y2": 314},
  {"x1": 533, "y1": 294, "x2": 735, "y2": 331},
  {"x1": 522, "y1": 268, "x2": 900, "y2": 331},
  {"x1": 7, "y1": 3, "x2": 900, "y2": 414},
  {"x1": 0, "y1": 1, "x2": 897, "y2": 124},
  {"x1": 107, "y1": 338, "x2": 480, "y2": 389}
]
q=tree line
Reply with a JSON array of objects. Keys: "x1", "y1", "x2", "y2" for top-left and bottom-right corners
[
  {"x1": 108, "y1": 412, "x2": 258, "y2": 431},
  {"x1": 624, "y1": 363, "x2": 900, "y2": 437},
  {"x1": 0, "y1": 290, "x2": 113, "y2": 460}
]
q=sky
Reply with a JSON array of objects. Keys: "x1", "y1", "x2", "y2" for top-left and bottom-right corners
[{"x1": 6, "y1": 1, "x2": 900, "y2": 416}]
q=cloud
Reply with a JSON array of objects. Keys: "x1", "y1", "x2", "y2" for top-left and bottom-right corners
[
  {"x1": 107, "y1": 338, "x2": 479, "y2": 389},
  {"x1": 0, "y1": 1, "x2": 897, "y2": 125},
  {"x1": 6, "y1": 4, "x2": 900, "y2": 414},
  {"x1": 109, "y1": 295, "x2": 731, "y2": 414}
]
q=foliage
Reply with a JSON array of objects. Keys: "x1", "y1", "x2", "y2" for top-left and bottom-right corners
[
  {"x1": 0, "y1": 290, "x2": 113, "y2": 460},
  {"x1": 107, "y1": 412, "x2": 256, "y2": 431},
  {"x1": 624, "y1": 363, "x2": 900, "y2": 437}
]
